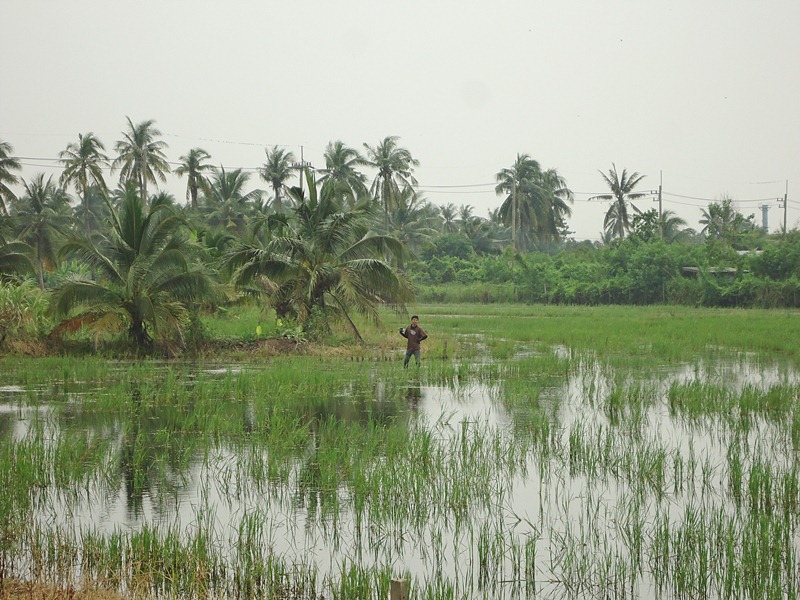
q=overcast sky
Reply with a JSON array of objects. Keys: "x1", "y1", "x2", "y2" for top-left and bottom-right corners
[{"x1": 3, "y1": 0, "x2": 799, "y2": 240}]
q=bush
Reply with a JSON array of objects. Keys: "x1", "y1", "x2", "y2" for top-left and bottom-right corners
[{"x1": 0, "y1": 280, "x2": 50, "y2": 347}]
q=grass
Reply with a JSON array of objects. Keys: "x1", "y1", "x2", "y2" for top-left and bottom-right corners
[{"x1": 2, "y1": 304, "x2": 800, "y2": 598}]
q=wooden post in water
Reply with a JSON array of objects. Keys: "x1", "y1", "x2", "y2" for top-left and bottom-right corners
[{"x1": 390, "y1": 579, "x2": 409, "y2": 600}]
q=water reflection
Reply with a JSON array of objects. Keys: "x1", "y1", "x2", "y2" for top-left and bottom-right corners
[{"x1": 2, "y1": 353, "x2": 799, "y2": 599}]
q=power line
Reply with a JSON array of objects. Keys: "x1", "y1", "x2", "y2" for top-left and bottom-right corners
[{"x1": 421, "y1": 182, "x2": 495, "y2": 188}]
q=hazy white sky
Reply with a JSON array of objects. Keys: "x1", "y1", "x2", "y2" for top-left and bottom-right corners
[{"x1": 3, "y1": 0, "x2": 799, "y2": 240}]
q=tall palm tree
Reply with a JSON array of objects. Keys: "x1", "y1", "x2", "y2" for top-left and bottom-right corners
[
  {"x1": 699, "y1": 196, "x2": 756, "y2": 248},
  {"x1": 260, "y1": 146, "x2": 296, "y2": 213},
  {"x1": 225, "y1": 171, "x2": 411, "y2": 341},
  {"x1": 0, "y1": 239, "x2": 34, "y2": 279},
  {"x1": 72, "y1": 184, "x2": 112, "y2": 234},
  {"x1": 201, "y1": 167, "x2": 263, "y2": 234},
  {"x1": 49, "y1": 183, "x2": 215, "y2": 351},
  {"x1": 496, "y1": 155, "x2": 574, "y2": 251},
  {"x1": 630, "y1": 208, "x2": 688, "y2": 243},
  {"x1": 379, "y1": 188, "x2": 438, "y2": 270},
  {"x1": 439, "y1": 203, "x2": 458, "y2": 233},
  {"x1": 112, "y1": 117, "x2": 171, "y2": 203},
  {"x1": 11, "y1": 174, "x2": 72, "y2": 289},
  {"x1": 317, "y1": 140, "x2": 369, "y2": 208},
  {"x1": 174, "y1": 147, "x2": 213, "y2": 210},
  {"x1": 59, "y1": 132, "x2": 109, "y2": 234},
  {"x1": 595, "y1": 163, "x2": 647, "y2": 240},
  {"x1": 0, "y1": 139, "x2": 22, "y2": 217},
  {"x1": 536, "y1": 168, "x2": 574, "y2": 242},
  {"x1": 362, "y1": 136, "x2": 419, "y2": 223}
]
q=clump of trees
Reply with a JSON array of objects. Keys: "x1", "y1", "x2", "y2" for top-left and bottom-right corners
[{"x1": 0, "y1": 119, "x2": 795, "y2": 355}]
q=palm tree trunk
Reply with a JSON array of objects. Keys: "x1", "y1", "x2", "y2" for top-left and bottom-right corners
[
  {"x1": 37, "y1": 235, "x2": 45, "y2": 290},
  {"x1": 331, "y1": 296, "x2": 364, "y2": 344}
]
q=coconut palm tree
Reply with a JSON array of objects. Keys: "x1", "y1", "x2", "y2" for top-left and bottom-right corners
[
  {"x1": 112, "y1": 117, "x2": 171, "y2": 203},
  {"x1": 595, "y1": 163, "x2": 647, "y2": 240},
  {"x1": 71, "y1": 184, "x2": 112, "y2": 234},
  {"x1": 439, "y1": 203, "x2": 458, "y2": 233},
  {"x1": 11, "y1": 174, "x2": 72, "y2": 289},
  {"x1": 201, "y1": 167, "x2": 263, "y2": 234},
  {"x1": 699, "y1": 196, "x2": 756, "y2": 248},
  {"x1": 496, "y1": 155, "x2": 574, "y2": 251},
  {"x1": 363, "y1": 136, "x2": 419, "y2": 223},
  {"x1": 317, "y1": 140, "x2": 368, "y2": 208},
  {"x1": 379, "y1": 188, "x2": 438, "y2": 270},
  {"x1": 174, "y1": 147, "x2": 213, "y2": 210},
  {"x1": 0, "y1": 139, "x2": 22, "y2": 217},
  {"x1": 225, "y1": 171, "x2": 411, "y2": 341},
  {"x1": 59, "y1": 132, "x2": 109, "y2": 234},
  {"x1": 49, "y1": 183, "x2": 216, "y2": 352},
  {"x1": 260, "y1": 146, "x2": 296, "y2": 213}
]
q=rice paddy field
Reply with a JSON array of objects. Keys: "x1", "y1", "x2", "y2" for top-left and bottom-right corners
[{"x1": 2, "y1": 304, "x2": 800, "y2": 600}]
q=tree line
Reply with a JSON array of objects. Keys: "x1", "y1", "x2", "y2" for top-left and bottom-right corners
[{"x1": 0, "y1": 117, "x2": 791, "y2": 353}]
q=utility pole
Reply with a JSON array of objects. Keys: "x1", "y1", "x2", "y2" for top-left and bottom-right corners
[
  {"x1": 658, "y1": 171, "x2": 663, "y2": 240},
  {"x1": 292, "y1": 145, "x2": 313, "y2": 199},
  {"x1": 299, "y1": 145, "x2": 304, "y2": 197},
  {"x1": 784, "y1": 180, "x2": 789, "y2": 235}
]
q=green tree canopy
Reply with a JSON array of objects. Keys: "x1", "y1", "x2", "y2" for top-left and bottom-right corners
[
  {"x1": 49, "y1": 183, "x2": 216, "y2": 352},
  {"x1": 225, "y1": 171, "x2": 412, "y2": 341},
  {"x1": 112, "y1": 117, "x2": 171, "y2": 203},
  {"x1": 59, "y1": 132, "x2": 109, "y2": 234}
]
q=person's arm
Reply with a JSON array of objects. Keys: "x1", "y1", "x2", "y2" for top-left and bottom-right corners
[
  {"x1": 399, "y1": 326, "x2": 408, "y2": 338},
  {"x1": 418, "y1": 327, "x2": 428, "y2": 341}
]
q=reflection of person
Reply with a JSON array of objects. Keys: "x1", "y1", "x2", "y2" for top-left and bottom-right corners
[
  {"x1": 405, "y1": 385, "x2": 422, "y2": 410},
  {"x1": 400, "y1": 315, "x2": 428, "y2": 368}
]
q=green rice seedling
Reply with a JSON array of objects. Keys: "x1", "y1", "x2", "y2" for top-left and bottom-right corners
[
  {"x1": 748, "y1": 460, "x2": 776, "y2": 515},
  {"x1": 740, "y1": 513, "x2": 797, "y2": 600},
  {"x1": 727, "y1": 440, "x2": 744, "y2": 509}
]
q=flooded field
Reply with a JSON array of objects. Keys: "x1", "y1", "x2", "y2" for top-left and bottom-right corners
[{"x1": 2, "y1": 307, "x2": 800, "y2": 599}]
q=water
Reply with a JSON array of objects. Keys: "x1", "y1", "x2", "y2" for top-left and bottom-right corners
[{"x1": 2, "y1": 352, "x2": 799, "y2": 599}]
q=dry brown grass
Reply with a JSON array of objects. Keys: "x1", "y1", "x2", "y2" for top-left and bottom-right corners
[{"x1": 0, "y1": 580, "x2": 128, "y2": 600}]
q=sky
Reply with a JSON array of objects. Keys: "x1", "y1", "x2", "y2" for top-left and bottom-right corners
[{"x1": 3, "y1": 0, "x2": 799, "y2": 241}]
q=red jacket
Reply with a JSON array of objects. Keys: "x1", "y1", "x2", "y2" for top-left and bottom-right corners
[{"x1": 401, "y1": 324, "x2": 428, "y2": 351}]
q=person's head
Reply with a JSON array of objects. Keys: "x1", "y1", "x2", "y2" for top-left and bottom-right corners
[{"x1": 411, "y1": 315, "x2": 419, "y2": 325}]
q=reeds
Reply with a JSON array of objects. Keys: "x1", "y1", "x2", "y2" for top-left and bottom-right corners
[{"x1": 3, "y1": 305, "x2": 800, "y2": 598}]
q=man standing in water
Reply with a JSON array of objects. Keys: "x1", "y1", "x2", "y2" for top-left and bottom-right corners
[{"x1": 400, "y1": 315, "x2": 428, "y2": 368}]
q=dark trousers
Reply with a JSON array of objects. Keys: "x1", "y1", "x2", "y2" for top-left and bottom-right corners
[{"x1": 404, "y1": 349, "x2": 421, "y2": 368}]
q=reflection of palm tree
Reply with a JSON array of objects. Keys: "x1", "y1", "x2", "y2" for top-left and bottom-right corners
[
  {"x1": 120, "y1": 387, "x2": 145, "y2": 516},
  {"x1": 12, "y1": 174, "x2": 72, "y2": 289},
  {"x1": 318, "y1": 140, "x2": 368, "y2": 208},
  {"x1": 363, "y1": 136, "x2": 419, "y2": 223},
  {"x1": 112, "y1": 117, "x2": 171, "y2": 203},
  {"x1": 59, "y1": 132, "x2": 109, "y2": 234},
  {"x1": 0, "y1": 139, "x2": 22, "y2": 217},
  {"x1": 595, "y1": 163, "x2": 646, "y2": 240},
  {"x1": 260, "y1": 146, "x2": 296, "y2": 212},
  {"x1": 174, "y1": 148, "x2": 213, "y2": 210},
  {"x1": 226, "y1": 171, "x2": 411, "y2": 341},
  {"x1": 50, "y1": 183, "x2": 215, "y2": 351}
]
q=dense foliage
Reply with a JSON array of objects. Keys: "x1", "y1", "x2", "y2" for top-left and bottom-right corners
[{"x1": 0, "y1": 121, "x2": 797, "y2": 353}]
